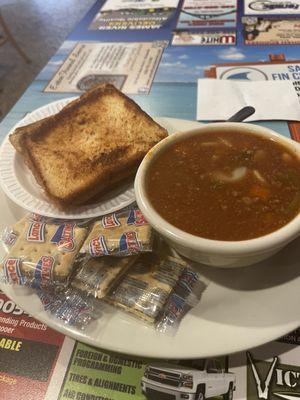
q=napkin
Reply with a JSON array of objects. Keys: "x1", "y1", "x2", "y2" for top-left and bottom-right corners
[{"x1": 197, "y1": 79, "x2": 300, "y2": 122}]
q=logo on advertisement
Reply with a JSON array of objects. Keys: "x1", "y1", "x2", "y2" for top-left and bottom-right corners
[
  {"x1": 159, "y1": 373, "x2": 167, "y2": 379},
  {"x1": 173, "y1": 31, "x2": 236, "y2": 46},
  {"x1": 219, "y1": 34, "x2": 236, "y2": 45},
  {"x1": 181, "y1": 8, "x2": 237, "y2": 20},
  {"x1": 249, "y1": 1, "x2": 299, "y2": 11},
  {"x1": 219, "y1": 67, "x2": 269, "y2": 81},
  {"x1": 247, "y1": 352, "x2": 300, "y2": 400}
]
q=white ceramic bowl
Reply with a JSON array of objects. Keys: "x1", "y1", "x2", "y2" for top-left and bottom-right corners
[{"x1": 134, "y1": 122, "x2": 300, "y2": 268}]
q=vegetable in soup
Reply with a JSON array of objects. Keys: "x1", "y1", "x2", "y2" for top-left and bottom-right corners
[{"x1": 145, "y1": 130, "x2": 300, "y2": 241}]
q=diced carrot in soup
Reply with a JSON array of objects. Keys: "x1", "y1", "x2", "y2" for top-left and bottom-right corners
[{"x1": 249, "y1": 185, "x2": 270, "y2": 200}]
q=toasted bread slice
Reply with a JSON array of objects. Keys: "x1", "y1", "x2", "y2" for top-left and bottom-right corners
[
  {"x1": 10, "y1": 100, "x2": 79, "y2": 154},
  {"x1": 10, "y1": 118, "x2": 49, "y2": 155},
  {"x1": 9, "y1": 84, "x2": 168, "y2": 209}
]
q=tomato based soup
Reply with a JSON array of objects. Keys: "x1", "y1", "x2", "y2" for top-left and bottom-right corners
[{"x1": 145, "y1": 130, "x2": 300, "y2": 241}]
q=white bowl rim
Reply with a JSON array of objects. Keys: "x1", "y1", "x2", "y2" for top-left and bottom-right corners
[{"x1": 134, "y1": 122, "x2": 300, "y2": 256}]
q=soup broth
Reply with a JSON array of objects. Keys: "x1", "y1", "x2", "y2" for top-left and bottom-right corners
[{"x1": 145, "y1": 130, "x2": 300, "y2": 241}]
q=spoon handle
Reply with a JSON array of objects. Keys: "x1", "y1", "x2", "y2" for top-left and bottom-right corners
[{"x1": 227, "y1": 106, "x2": 255, "y2": 122}]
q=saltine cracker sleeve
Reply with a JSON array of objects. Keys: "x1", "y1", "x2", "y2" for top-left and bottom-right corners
[
  {"x1": 71, "y1": 256, "x2": 138, "y2": 298},
  {"x1": 1, "y1": 220, "x2": 87, "y2": 282},
  {"x1": 80, "y1": 215, "x2": 153, "y2": 257},
  {"x1": 107, "y1": 254, "x2": 186, "y2": 323}
]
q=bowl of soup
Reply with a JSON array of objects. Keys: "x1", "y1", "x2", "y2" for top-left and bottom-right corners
[{"x1": 134, "y1": 122, "x2": 300, "y2": 267}]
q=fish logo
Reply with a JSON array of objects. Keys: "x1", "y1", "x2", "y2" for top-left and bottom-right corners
[{"x1": 219, "y1": 67, "x2": 268, "y2": 81}]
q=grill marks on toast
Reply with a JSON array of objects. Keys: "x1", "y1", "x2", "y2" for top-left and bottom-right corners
[{"x1": 9, "y1": 84, "x2": 168, "y2": 209}]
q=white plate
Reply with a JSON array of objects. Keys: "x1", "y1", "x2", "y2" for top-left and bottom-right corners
[
  {"x1": 0, "y1": 114, "x2": 300, "y2": 358},
  {"x1": 0, "y1": 99, "x2": 194, "y2": 219}
]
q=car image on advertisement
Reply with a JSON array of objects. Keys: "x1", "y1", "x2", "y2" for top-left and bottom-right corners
[{"x1": 141, "y1": 359, "x2": 236, "y2": 400}]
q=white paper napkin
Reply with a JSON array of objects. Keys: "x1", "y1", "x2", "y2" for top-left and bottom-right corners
[{"x1": 197, "y1": 79, "x2": 300, "y2": 122}]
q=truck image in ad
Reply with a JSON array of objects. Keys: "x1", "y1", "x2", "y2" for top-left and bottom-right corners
[{"x1": 141, "y1": 358, "x2": 236, "y2": 400}]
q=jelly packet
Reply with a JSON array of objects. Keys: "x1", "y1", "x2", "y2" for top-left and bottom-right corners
[
  {"x1": 37, "y1": 287, "x2": 102, "y2": 329},
  {"x1": 79, "y1": 207, "x2": 153, "y2": 258},
  {"x1": 0, "y1": 213, "x2": 88, "y2": 289},
  {"x1": 71, "y1": 255, "x2": 138, "y2": 298},
  {"x1": 107, "y1": 253, "x2": 186, "y2": 323},
  {"x1": 156, "y1": 267, "x2": 206, "y2": 335}
]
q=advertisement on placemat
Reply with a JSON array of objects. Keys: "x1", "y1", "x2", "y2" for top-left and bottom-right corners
[
  {"x1": 58, "y1": 341, "x2": 231, "y2": 400},
  {"x1": 215, "y1": 61, "x2": 300, "y2": 97},
  {"x1": 229, "y1": 343, "x2": 300, "y2": 400},
  {"x1": 244, "y1": 0, "x2": 300, "y2": 15},
  {"x1": 247, "y1": 353, "x2": 300, "y2": 400},
  {"x1": 2, "y1": 287, "x2": 300, "y2": 400},
  {"x1": 176, "y1": 0, "x2": 237, "y2": 29},
  {"x1": 89, "y1": 0, "x2": 180, "y2": 30},
  {"x1": 0, "y1": 288, "x2": 237, "y2": 400},
  {"x1": 0, "y1": 290, "x2": 68, "y2": 400},
  {"x1": 242, "y1": 17, "x2": 300, "y2": 45},
  {"x1": 58, "y1": 342, "x2": 145, "y2": 400},
  {"x1": 44, "y1": 41, "x2": 167, "y2": 95},
  {"x1": 172, "y1": 30, "x2": 236, "y2": 45}
]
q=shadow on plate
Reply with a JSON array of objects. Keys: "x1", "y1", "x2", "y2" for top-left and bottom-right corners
[
  {"x1": 194, "y1": 237, "x2": 300, "y2": 291},
  {"x1": 187, "y1": 237, "x2": 300, "y2": 329}
]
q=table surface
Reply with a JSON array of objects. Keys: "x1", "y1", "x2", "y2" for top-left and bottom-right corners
[{"x1": 0, "y1": 1, "x2": 300, "y2": 399}]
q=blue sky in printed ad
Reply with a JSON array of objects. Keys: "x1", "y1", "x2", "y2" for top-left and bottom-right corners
[
  {"x1": 154, "y1": 44, "x2": 300, "y2": 82},
  {"x1": 37, "y1": 39, "x2": 300, "y2": 83}
]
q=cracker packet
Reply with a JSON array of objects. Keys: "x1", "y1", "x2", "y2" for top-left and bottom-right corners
[
  {"x1": 106, "y1": 253, "x2": 186, "y2": 324},
  {"x1": 156, "y1": 267, "x2": 206, "y2": 335},
  {"x1": 79, "y1": 207, "x2": 153, "y2": 258},
  {"x1": 0, "y1": 214, "x2": 88, "y2": 289},
  {"x1": 71, "y1": 255, "x2": 138, "y2": 298},
  {"x1": 1, "y1": 213, "x2": 90, "y2": 253},
  {"x1": 1, "y1": 215, "x2": 31, "y2": 253},
  {"x1": 37, "y1": 287, "x2": 102, "y2": 329}
]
